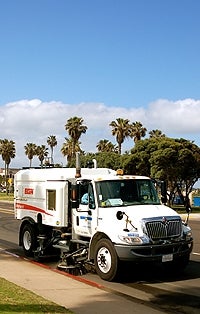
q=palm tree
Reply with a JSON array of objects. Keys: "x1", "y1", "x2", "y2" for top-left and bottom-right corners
[
  {"x1": 61, "y1": 137, "x2": 81, "y2": 164},
  {"x1": 149, "y1": 129, "x2": 166, "y2": 138},
  {"x1": 96, "y1": 139, "x2": 116, "y2": 153},
  {"x1": 37, "y1": 145, "x2": 48, "y2": 167},
  {"x1": 0, "y1": 139, "x2": 16, "y2": 192},
  {"x1": 130, "y1": 121, "x2": 147, "y2": 143},
  {"x1": 109, "y1": 118, "x2": 131, "y2": 154},
  {"x1": 65, "y1": 117, "x2": 87, "y2": 157},
  {"x1": 47, "y1": 135, "x2": 57, "y2": 164},
  {"x1": 24, "y1": 143, "x2": 37, "y2": 167}
]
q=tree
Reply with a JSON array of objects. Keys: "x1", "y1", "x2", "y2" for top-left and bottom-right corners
[
  {"x1": 94, "y1": 152, "x2": 121, "y2": 169},
  {"x1": 65, "y1": 117, "x2": 87, "y2": 158},
  {"x1": 130, "y1": 121, "x2": 147, "y2": 143},
  {"x1": 37, "y1": 145, "x2": 48, "y2": 167},
  {"x1": 24, "y1": 143, "x2": 37, "y2": 167},
  {"x1": 0, "y1": 139, "x2": 16, "y2": 193},
  {"x1": 72, "y1": 152, "x2": 122, "y2": 170},
  {"x1": 124, "y1": 138, "x2": 155, "y2": 176},
  {"x1": 109, "y1": 118, "x2": 131, "y2": 155},
  {"x1": 47, "y1": 135, "x2": 57, "y2": 164},
  {"x1": 129, "y1": 137, "x2": 200, "y2": 205},
  {"x1": 61, "y1": 137, "x2": 82, "y2": 164},
  {"x1": 149, "y1": 129, "x2": 166, "y2": 138},
  {"x1": 174, "y1": 139, "x2": 200, "y2": 201},
  {"x1": 96, "y1": 139, "x2": 117, "y2": 153}
]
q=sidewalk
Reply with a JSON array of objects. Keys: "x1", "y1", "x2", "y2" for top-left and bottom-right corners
[
  {"x1": 0, "y1": 249, "x2": 165, "y2": 314},
  {"x1": 180, "y1": 212, "x2": 200, "y2": 221}
]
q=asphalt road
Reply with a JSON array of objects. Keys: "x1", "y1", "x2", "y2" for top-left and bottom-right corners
[{"x1": 0, "y1": 201, "x2": 200, "y2": 313}]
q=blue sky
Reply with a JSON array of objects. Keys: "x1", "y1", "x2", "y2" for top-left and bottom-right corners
[{"x1": 1, "y1": 0, "x2": 200, "y2": 168}]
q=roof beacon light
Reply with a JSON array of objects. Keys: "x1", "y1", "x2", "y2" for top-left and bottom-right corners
[{"x1": 116, "y1": 169, "x2": 123, "y2": 175}]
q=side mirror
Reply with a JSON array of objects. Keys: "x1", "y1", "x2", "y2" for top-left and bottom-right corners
[
  {"x1": 70, "y1": 184, "x2": 79, "y2": 208},
  {"x1": 116, "y1": 211, "x2": 124, "y2": 220}
]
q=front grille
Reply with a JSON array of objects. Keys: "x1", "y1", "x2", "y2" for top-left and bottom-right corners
[{"x1": 145, "y1": 217, "x2": 182, "y2": 240}]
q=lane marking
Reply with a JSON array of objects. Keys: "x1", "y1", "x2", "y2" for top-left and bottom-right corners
[
  {"x1": 192, "y1": 252, "x2": 200, "y2": 256},
  {"x1": 0, "y1": 208, "x2": 14, "y2": 215},
  {"x1": 0, "y1": 247, "x2": 20, "y2": 258}
]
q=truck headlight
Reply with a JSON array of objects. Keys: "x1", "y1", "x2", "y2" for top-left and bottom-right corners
[
  {"x1": 182, "y1": 225, "x2": 192, "y2": 241},
  {"x1": 184, "y1": 230, "x2": 192, "y2": 241},
  {"x1": 118, "y1": 234, "x2": 149, "y2": 245}
]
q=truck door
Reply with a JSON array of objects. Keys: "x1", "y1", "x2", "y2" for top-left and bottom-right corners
[{"x1": 73, "y1": 180, "x2": 97, "y2": 237}]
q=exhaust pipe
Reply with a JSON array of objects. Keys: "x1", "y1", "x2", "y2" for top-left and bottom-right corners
[
  {"x1": 75, "y1": 152, "x2": 81, "y2": 178},
  {"x1": 92, "y1": 159, "x2": 97, "y2": 168}
]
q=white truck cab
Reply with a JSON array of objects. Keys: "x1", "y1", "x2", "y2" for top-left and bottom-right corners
[{"x1": 14, "y1": 164, "x2": 193, "y2": 281}]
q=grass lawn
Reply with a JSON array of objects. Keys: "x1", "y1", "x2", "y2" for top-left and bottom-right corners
[
  {"x1": 0, "y1": 277, "x2": 73, "y2": 314},
  {"x1": 172, "y1": 205, "x2": 200, "y2": 213},
  {"x1": 0, "y1": 193, "x2": 14, "y2": 201}
]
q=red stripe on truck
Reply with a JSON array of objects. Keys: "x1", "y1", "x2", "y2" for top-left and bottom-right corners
[{"x1": 15, "y1": 203, "x2": 54, "y2": 216}]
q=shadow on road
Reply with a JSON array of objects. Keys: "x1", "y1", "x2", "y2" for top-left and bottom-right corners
[{"x1": 118, "y1": 260, "x2": 200, "y2": 283}]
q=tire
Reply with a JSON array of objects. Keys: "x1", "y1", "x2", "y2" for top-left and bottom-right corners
[
  {"x1": 94, "y1": 238, "x2": 119, "y2": 281},
  {"x1": 21, "y1": 224, "x2": 37, "y2": 257}
]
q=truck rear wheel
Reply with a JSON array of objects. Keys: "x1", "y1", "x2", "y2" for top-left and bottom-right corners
[
  {"x1": 94, "y1": 238, "x2": 119, "y2": 281},
  {"x1": 21, "y1": 224, "x2": 37, "y2": 257}
]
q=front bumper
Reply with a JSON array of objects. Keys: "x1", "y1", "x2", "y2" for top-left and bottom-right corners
[{"x1": 114, "y1": 239, "x2": 193, "y2": 263}]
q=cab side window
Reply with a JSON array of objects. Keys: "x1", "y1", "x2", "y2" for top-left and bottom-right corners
[
  {"x1": 88, "y1": 184, "x2": 95, "y2": 209},
  {"x1": 79, "y1": 182, "x2": 95, "y2": 209},
  {"x1": 80, "y1": 182, "x2": 89, "y2": 205}
]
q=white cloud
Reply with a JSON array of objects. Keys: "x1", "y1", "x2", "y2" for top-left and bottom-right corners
[
  {"x1": 147, "y1": 98, "x2": 200, "y2": 134},
  {"x1": 0, "y1": 98, "x2": 200, "y2": 168}
]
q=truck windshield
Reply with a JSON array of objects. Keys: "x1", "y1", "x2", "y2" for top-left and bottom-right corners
[{"x1": 96, "y1": 179, "x2": 160, "y2": 207}]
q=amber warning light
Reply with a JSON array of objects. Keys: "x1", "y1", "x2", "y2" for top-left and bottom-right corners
[{"x1": 116, "y1": 169, "x2": 124, "y2": 175}]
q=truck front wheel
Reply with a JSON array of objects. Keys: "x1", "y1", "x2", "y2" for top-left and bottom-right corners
[
  {"x1": 94, "y1": 238, "x2": 119, "y2": 281},
  {"x1": 21, "y1": 224, "x2": 37, "y2": 257}
]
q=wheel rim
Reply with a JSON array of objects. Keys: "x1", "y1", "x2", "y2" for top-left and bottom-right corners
[
  {"x1": 23, "y1": 230, "x2": 32, "y2": 251},
  {"x1": 97, "y1": 246, "x2": 112, "y2": 273}
]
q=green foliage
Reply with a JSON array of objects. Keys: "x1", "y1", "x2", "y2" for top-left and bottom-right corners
[
  {"x1": 0, "y1": 139, "x2": 16, "y2": 193},
  {"x1": 127, "y1": 138, "x2": 158, "y2": 176},
  {"x1": 130, "y1": 121, "x2": 147, "y2": 143},
  {"x1": 24, "y1": 143, "x2": 37, "y2": 167},
  {"x1": 47, "y1": 135, "x2": 57, "y2": 163},
  {"x1": 0, "y1": 193, "x2": 14, "y2": 201},
  {"x1": 129, "y1": 137, "x2": 200, "y2": 204},
  {"x1": 109, "y1": 118, "x2": 131, "y2": 154},
  {"x1": 68, "y1": 152, "x2": 122, "y2": 170},
  {"x1": 37, "y1": 145, "x2": 48, "y2": 166},
  {"x1": 61, "y1": 138, "x2": 82, "y2": 164},
  {"x1": 96, "y1": 139, "x2": 117, "y2": 153},
  {"x1": 63, "y1": 117, "x2": 87, "y2": 159},
  {"x1": 94, "y1": 152, "x2": 121, "y2": 169}
]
